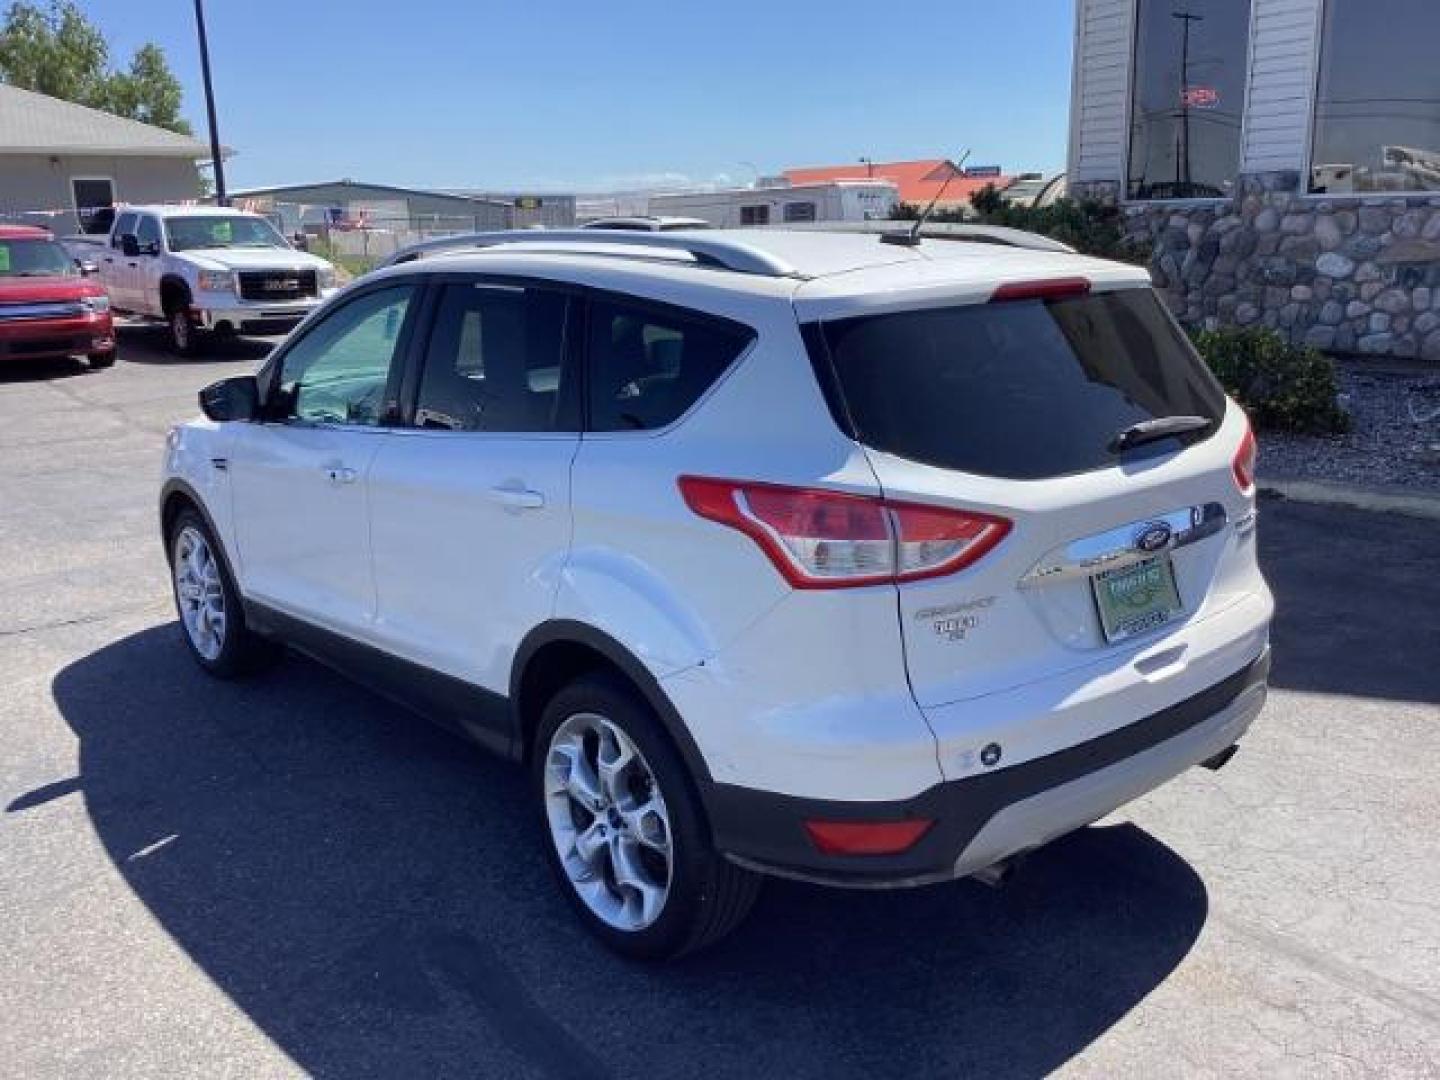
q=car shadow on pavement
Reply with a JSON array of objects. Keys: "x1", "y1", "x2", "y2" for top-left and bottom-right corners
[
  {"x1": 115, "y1": 324, "x2": 276, "y2": 365},
  {"x1": 1259, "y1": 497, "x2": 1440, "y2": 705},
  {"x1": 45, "y1": 625, "x2": 1209, "y2": 1080},
  {"x1": 0, "y1": 356, "x2": 100, "y2": 382}
]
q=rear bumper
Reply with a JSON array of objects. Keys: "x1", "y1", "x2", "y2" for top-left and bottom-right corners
[
  {"x1": 707, "y1": 647, "x2": 1269, "y2": 888},
  {"x1": 0, "y1": 312, "x2": 114, "y2": 359}
]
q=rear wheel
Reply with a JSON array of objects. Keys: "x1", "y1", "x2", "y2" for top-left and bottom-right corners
[
  {"x1": 87, "y1": 351, "x2": 116, "y2": 369},
  {"x1": 534, "y1": 673, "x2": 760, "y2": 960},
  {"x1": 168, "y1": 507, "x2": 277, "y2": 677}
]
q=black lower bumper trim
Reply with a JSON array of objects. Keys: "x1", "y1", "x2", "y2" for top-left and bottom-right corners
[{"x1": 705, "y1": 648, "x2": 1270, "y2": 886}]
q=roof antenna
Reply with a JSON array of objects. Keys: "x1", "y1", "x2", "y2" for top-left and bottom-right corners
[{"x1": 882, "y1": 149, "x2": 971, "y2": 247}]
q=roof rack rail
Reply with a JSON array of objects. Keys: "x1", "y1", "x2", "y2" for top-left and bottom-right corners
[
  {"x1": 784, "y1": 220, "x2": 1077, "y2": 255},
  {"x1": 381, "y1": 230, "x2": 805, "y2": 277}
]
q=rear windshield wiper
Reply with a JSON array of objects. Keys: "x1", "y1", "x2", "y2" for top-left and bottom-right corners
[{"x1": 1110, "y1": 415, "x2": 1213, "y2": 453}]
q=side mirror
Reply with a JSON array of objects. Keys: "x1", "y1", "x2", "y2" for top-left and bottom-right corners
[
  {"x1": 120, "y1": 233, "x2": 140, "y2": 257},
  {"x1": 198, "y1": 375, "x2": 260, "y2": 423},
  {"x1": 76, "y1": 259, "x2": 99, "y2": 276}
]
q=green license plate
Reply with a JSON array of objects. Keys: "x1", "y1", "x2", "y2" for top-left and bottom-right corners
[{"x1": 1091, "y1": 555, "x2": 1183, "y2": 643}]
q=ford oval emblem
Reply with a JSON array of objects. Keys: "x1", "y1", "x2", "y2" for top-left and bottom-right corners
[{"x1": 1134, "y1": 521, "x2": 1174, "y2": 554}]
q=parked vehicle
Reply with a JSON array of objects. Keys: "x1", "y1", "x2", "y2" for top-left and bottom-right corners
[
  {"x1": 648, "y1": 179, "x2": 898, "y2": 228},
  {"x1": 161, "y1": 227, "x2": 1271, "y2": 959},
  {"x1": 0, "y1": 225, "x2": 114, "y2": 368},
  {"x1": 66, "y1": 205, "x2": 337, "y2": 357},
  {"x1": 581, "y1": 215, "x2": 712, "y2": 231}
]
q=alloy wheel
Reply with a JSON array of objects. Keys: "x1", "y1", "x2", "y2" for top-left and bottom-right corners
[
  {"x1": 173, "y1": 525, "x2": 226, "y2": 660},
  {"x1": 544, "y1": 712, "x2": 673, "y2": 931}
]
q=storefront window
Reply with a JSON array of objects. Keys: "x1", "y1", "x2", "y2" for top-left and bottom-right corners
[
  {"x1": 1310, "y1": 0, "x2": 1440, "y2": 193},
  {"x1": 1127, "y1": 0, "x2": 1251, "y2": 200}
]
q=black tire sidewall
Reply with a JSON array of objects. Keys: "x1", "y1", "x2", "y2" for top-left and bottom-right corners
[
  {"x1": 533, "y1": 674, "x2": 719, "y2": 960},
  {"x1": 87, "y1": 352, "x2": 116, "y2": 369},
  {"x1": 168, "y1": 306, "x2": 198, "y2": 357}
]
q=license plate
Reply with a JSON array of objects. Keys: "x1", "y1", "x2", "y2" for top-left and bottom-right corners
[{"x1": 1091, "y1": 555, "x2": 1183, "y2": 643}]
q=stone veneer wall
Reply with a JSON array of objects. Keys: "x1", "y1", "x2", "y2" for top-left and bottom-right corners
[{"x1": 1072, "y1": 173, "x2": 1440, "y2": 361}]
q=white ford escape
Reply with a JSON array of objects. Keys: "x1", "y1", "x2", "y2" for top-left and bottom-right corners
[{"x1": 161, "y1": 227, "x2": 1272, "y2": 959}]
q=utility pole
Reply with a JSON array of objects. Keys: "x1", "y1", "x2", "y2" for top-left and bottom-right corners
[
  {"x1": 193, "y1": 0, "x2": 227, "y2": 205},
  {"x1": 859, "y1": 156, "x2": 874, "y2": 178},
  {"x1": 1173, "y1": 10, "x2": 1203, "y2": 193}
]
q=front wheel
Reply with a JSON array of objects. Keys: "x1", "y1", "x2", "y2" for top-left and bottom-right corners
[
  {"x1": 87, "y1": 351, "x2": 116, "y2": 369},
  {"x1": 168, "y1": 508, "x2": 277, "y2": 677},
  {"x1": 167, "y1": 305, "x2": 200, "y2": 357},
  {"x1": 534, "y1": 673, "x2": 760, "y2": 960}
]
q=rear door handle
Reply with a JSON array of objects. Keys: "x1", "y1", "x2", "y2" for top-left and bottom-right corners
[
  {"x1": 322, "y1": 463, "x2": 358, "y2": 485},
  {"x1": 489, "y1": 485, "x2": 545, "y2": 510}
]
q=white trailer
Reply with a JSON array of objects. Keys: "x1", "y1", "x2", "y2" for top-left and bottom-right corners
[{"x1": 648, "y1": 180, "x2": 897, "y2": 228}]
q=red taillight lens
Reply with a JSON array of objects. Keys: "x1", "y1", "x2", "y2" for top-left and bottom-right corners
[
  {"x1": 678, "y1": 477, "x2": 1011, "y2": 589},
  {"x1": 804, "y1": 818, "x2": 934, "y2": 856},
  {"x1": 1233, "y1": 424, "x2": 1257, "y2": 493}
]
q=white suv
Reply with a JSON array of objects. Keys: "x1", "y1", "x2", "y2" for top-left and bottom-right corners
[{"x1": 161, "y1": 227, "x2": 1271, "y2": 959}]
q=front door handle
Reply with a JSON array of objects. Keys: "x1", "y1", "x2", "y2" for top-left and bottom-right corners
[
  {"x1": 489, "y1": 485, "x2": 545, "y2": 511},
  {"x1": 322, "y1": 463, "x2": 358, "y2": 485}
]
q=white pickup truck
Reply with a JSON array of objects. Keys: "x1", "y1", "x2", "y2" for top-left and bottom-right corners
[{"x1": 67, "y1": 205, "x2": 337, "y2": 356}]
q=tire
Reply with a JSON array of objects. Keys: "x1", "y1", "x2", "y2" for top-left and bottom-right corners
[
  {"x1": 87, "y1": 351, "x2": 116, "y2": 369},
  {"x1": 167, "y1": 506, "x2": 279, "y2": 678},
  {"x1": 167, "y1": 303, "x2": 201, "y2": 358},
  {"x1": 534, "y1": 672, "x2": 760, "y2": 960}
]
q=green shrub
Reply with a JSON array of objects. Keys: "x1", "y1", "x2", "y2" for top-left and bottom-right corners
[
  {"x1": 969, "y1": 185, "x2": 1152, "y2": 266},
  {"x1": 1189, "y1": 326, "x2": 1350, "y2": 435}
]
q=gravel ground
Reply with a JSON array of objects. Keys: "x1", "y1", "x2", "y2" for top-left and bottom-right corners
[{"x1": 1260, "y1": 365, "x2": 1440, "y2": 493}]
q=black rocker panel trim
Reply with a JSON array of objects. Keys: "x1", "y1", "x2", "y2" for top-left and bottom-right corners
[{"x1": 244, "y1": 601, "x2": 516, "y2": 758}]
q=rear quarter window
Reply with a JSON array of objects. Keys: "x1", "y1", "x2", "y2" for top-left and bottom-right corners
[
  {"x1": 812, "y1": 288, "x2": 1226, "y2": 480},
  {"x1": 586, "y1": 300, "x2": 754, "y2": 432}
]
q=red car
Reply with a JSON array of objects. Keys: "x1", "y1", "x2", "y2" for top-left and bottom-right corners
[{"x1": 0, "y1": 224, "x2": 115, "y2": 368}]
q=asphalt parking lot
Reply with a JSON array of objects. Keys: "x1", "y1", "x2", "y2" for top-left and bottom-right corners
[{"x1": 1, "y1": 328, "x2": 1438, "y2": 1079}]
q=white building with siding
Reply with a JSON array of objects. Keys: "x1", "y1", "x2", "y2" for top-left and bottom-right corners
[
  {"x1": 0, "y1": 84, "x2": 211, "y2": 235},
  {"x1": 1070, "y1": 0, "x2": 1440, "y2": 360}
]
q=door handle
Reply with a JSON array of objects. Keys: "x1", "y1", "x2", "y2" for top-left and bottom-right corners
[
  {"x1": 321, "y1": 463, "x2": 358, "y2": 485},
  {"x1": 489, "y1": 485, "x2": 545, "y2": 511}
]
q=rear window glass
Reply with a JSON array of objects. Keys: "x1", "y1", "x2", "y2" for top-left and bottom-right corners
[{"x1": 814, "y1": 289, "x2": 1226, "y2": 480}]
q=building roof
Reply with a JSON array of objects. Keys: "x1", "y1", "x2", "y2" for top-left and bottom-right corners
[
  {"x1": 782, "y1": 159, "x2": 1012, "y2": 207},
  {"x1": 229, "y1": 179, "x2": 508, "y2": 207},
  {"x1": 0, "y1": 84, "x2": 213, "y2": 158}
]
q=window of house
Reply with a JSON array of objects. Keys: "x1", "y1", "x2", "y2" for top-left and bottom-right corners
[
  {"x1": 71, "y1": 178, "x2": 115, "y2": 232},
  {"x1": 783, "y1": 202, "x2": 818, "y2": 223},
  {"x1": 413, "y1": 283, "x2": 573, "y2": 433},
  {"x1": 1310, "y1": 0, "x2": 1440, "y2": 193},
  {"x1": 1126, "y1": 0, "x2": 1251, "y2": 200},
  {"x1": 740, "y1": 205, "x2": 770, "y2": 226}
]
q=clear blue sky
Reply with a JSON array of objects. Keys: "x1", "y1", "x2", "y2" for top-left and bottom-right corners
[{"x1": 98, "y1": 0, "x2": 1078, "y2": 192}]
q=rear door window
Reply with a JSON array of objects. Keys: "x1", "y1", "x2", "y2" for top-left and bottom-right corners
[
  {"x1": 813, "y1": 288, "x2": 1226, "y2": 480},
  {"x1": 414, "y1": 282, "x2": 573, "y2": 432},
  {"x1": 585, "y1": 300, "x2": 753, "y2": 431}
]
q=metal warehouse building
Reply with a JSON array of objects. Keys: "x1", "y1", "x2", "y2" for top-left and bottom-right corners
[
  {"x1": 227, "y1": 180, "x2": 577, "y2": 262},
  {"x1": 1070, "y1": 0, "x2": 1440, "y2": 361}
]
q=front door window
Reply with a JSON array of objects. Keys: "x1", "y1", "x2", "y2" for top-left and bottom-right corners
[{"x1": 273, "y1": 285, "x2": 416, "y2": 426}]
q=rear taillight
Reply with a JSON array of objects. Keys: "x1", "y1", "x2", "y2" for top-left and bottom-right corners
[
  {"x1": 1233, "y1": 424, "x2": 1257, "y2": 493},
  {"x1": 678, "y1": 477, "x2": 1011, "y2": 589}
]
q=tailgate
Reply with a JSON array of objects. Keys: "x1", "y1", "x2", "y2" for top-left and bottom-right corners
[{"x1": 804, "y1": 281, "x2": 1262, "y2": 706}]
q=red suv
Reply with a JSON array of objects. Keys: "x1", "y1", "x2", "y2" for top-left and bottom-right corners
[{"x1": 0, "y1": 225, "x2": 115, "y2": 368}]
